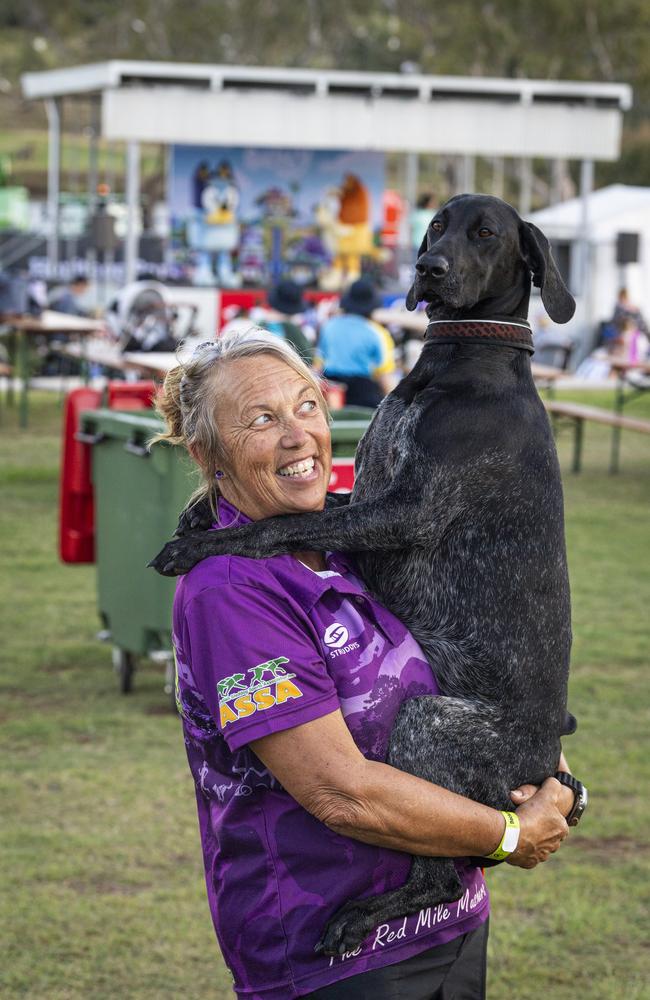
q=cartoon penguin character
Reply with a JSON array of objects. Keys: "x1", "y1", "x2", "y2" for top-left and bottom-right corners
[{"x1": 190, "y1": 160, "x2": 241, "y2": 287}]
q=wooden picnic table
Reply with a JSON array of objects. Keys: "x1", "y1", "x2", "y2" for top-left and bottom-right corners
[
  {"x1": 606, "y1": 356, "x2": 650, "y2": 472},
  {"x1": 0, "y1": 310, "x2": 105, "y2": 427}
]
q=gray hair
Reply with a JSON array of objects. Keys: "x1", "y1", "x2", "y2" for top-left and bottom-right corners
[{"x1": 153, "y1": 328, "x2": 328, "y2": 508}]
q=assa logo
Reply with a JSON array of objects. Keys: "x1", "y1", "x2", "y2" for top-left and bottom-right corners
[{"x1": 323, "y1": 622, "x2": 360, "y2": 658}]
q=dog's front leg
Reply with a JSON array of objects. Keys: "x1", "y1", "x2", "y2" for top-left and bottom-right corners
[
  {"x1": 174, "y1": 489, "x2": 351, "y2": 537},
  {"x1": 150, "y1": 489, "x2": 446, "y2": 577}
]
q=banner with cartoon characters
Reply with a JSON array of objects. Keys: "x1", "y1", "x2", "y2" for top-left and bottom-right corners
[{"x1": 169, "y1": 145, "x2": 385, "y2": 289}]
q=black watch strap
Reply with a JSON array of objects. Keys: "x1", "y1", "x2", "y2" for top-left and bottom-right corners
[{"x1": 554, "y1": 771, "x2": 588, "y2": 827}]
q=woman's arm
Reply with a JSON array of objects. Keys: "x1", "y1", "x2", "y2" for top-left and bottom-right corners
[{"x1": 250, "y1": 709, "x2": 568, "y2": 868}]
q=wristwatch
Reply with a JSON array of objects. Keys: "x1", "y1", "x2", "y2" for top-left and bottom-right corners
[{"x1": 554, "y1": 771, "x2": 588, "y2": 827}]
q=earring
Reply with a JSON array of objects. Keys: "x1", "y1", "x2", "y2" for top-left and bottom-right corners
[{"x1": 215, "y1": 470, "x2": 225, "y2": 480}]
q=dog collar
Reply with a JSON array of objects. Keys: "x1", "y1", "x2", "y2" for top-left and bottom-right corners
[{"x1": 424, "y1": 318, "x2": 534, "y2": 354}]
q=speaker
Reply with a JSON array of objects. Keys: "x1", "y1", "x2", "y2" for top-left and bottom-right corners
[{"x1": 616, "y1": 232, "x2": 640, "y2": 265}]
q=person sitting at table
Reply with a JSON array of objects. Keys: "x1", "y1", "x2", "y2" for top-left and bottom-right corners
[{"x1": 48, "y1": 274, "x2": 91, "y2": 317}]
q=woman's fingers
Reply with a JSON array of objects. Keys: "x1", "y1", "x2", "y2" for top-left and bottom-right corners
[
  {"x1": 510, "y1": 783, "x2": 538, "y2": 804},
  {"x1": 507, "y1": 778, "x2": 569, "y2": 869}
]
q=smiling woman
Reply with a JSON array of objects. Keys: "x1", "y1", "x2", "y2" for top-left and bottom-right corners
[
  {"x1": 153, "y1": 330, "x2": 572, "y2": 1000},
  {"x1": 210, "y1": 354, "x2": 332, "y2": 522}
]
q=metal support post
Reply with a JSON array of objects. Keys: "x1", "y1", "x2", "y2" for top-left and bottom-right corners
[
  {"x1": 405, "y1": 152, "x2": 419, "y2": 210},
  {"x1": 579, "y1": 158, "x2": 595, "y2": 355},
  {"x1": 45, "y1": 98, "x2": 61, "y2": 276},
  {"x1": 461, "y1": 155, "x2": 475, "y2": 193},
  {"x1": 492, "y1": 157, "x2": 505, "y2": 199},
  {"x1": 609, "y1": 375, "x2": 625, "y2": 474},
  {"x1": 125, "y1": 141, "x2": 141, "y2": 285},
  {"x1": 88, "y1": 98, "x2": 100, "y2": 211},
  {"x1": 572, "y1": 418, "x2": 584, "y2": 474},
  {"x1": 519, "y1": 158, "x2": 532, "y2": 216}
]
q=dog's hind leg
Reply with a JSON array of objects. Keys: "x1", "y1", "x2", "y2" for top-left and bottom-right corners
[
  {"x1": 316, "y1": 855, "x2": 463, "y2": 957},
  {"x1": 389, "y1": 695, "x2": 517, "y2": 808},
  {"x1": 317, "y1": 695, "x2": 547, "y2": 956}
]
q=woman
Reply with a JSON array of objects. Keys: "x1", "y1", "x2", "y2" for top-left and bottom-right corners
[{"x1": 156, "y1": 332, "x2": 573, "y2": 999}]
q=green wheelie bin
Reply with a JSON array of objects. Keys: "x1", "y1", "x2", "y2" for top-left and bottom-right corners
[{"x1": 80, "y1": 406, "x2": 372, "y2": 699}]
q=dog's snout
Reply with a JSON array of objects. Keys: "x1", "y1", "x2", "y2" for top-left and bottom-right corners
[{"x1": 416, "y1": 255, "x2": 450, "y2": 279}]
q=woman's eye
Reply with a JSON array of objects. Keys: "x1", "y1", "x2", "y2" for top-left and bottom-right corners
[
  {"x1": 252, "y1": 413, "x2": 272, "y2": 426},
  {"x1": 478, "y1": 227, "x2": 493, "y2": 238},
  {"x1": 299, "y1": 399, "x2": 317, "y2": 413}
]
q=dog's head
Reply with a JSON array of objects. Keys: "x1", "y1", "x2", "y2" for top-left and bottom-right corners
[{"x1": 406, "y1": 194, "x2": 575, "y2": 324}]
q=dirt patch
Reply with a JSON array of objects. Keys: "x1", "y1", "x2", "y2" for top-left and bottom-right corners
[
  {"x1": 565, "y1": 835, "x2": 649, "y2": 862},
  {"x1": 143, "y1": 703, "x2": 176, "y2": 716}
]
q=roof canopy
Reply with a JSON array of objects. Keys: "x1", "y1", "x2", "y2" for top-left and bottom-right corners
[{"x1": 22, "y1": 61, "x2": 632, "y2": 161}]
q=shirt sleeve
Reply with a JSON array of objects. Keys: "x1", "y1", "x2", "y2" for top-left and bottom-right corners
[
  {"x1": 181, "y1": 581, "x2": 341, "y2": 751},
  {"x1": 369, "y1": 321, "x2": 396, "y2": 376}
]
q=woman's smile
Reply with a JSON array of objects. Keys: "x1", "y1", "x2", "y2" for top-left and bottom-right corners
[{"x1": 277, "y1": 455, "x2": 317, "y2": 479}]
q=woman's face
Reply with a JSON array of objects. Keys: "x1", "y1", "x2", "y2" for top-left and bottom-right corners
[{"x1": 214, "y1": 355, "x2": 332, "y2": 521}]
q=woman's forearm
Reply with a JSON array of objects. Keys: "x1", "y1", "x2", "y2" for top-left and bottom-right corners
[
  {"x1": 252, "y1": 711, "x2": 567, "y2": 866},
  {"x1": 312, "y1": 756, "x2": 505, "y2": 858}
]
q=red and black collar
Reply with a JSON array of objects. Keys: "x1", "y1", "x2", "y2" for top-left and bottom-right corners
[{"x1": 424, "y1": 318, "x2": 534, "y2": 354}]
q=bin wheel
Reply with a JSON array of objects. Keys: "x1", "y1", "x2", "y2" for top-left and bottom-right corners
[{"x1": 112, "y1": 648, "x2": 136, "y2": 694}]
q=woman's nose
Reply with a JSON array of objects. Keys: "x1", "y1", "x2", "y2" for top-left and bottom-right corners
[{"x1": 280, "y1": 417, "x2": 309, "y2": 447}]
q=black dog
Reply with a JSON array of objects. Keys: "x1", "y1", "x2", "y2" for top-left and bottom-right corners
[{"x1": 151, "y1": 194, "x2": 576, "y2": 954}]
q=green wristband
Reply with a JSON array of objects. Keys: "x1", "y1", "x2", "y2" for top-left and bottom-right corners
[{"x1": 485, "y1": 810, "x2": 520, "y2": 861}]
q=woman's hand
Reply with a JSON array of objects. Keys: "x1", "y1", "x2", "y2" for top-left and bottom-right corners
[
  {"x1": 509, "y1": 751, "x2": 576, "y2": 819},
  {"x1": 506, "y1": 778, "x2": 569, "y2": 869}
]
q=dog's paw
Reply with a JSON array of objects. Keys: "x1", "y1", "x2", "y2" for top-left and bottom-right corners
[
  {"x1": 315, "y1": 901, "x2": 379, "y2": 957},
  {"x1": 175, "y1": 498, "x2": 213, "y2": 537},
  {"x1": 148, "y1": 535, "x2": 211, "y2": 576}
]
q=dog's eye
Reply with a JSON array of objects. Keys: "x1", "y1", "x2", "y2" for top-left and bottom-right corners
[
  {"x1": 478, "y1": 227, "x2": 493, "y2": 238},
  {"x1": 430, "y1": 221, "x2": 443, "y2": 233}
]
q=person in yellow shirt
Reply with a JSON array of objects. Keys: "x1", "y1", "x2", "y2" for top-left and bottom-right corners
[{"x1": 315, "y1": 279, "x2": 396, "y2": 407}]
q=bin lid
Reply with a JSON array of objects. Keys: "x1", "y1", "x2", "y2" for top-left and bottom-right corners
[
  {"x1": 79, "y1": 407, "x2": 165, "y2": 442},
  {"x1": 80, "y1": 405, "x2": 371, "y2": 444}
]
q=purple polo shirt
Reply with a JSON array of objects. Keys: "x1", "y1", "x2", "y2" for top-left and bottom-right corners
[{"x1": 172, "y1": 498, "x2": 489, "y2": 999}]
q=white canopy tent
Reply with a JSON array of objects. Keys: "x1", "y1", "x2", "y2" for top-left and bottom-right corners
[
  {"x1": 22, "y1": 60, "x2": 632, "y2": 333},
  {"x1": 531, "y1": 184, "x2": 650, "y2": 335}
]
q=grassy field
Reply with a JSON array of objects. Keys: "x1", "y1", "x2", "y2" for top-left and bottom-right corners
[{"x1": 1, "y1": 390, "x2": 649, "y2": 999}]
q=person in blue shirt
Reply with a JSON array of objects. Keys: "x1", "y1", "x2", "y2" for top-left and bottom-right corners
[{"x1": 315, "y1": 279, "x2": 394, "y2": 407}]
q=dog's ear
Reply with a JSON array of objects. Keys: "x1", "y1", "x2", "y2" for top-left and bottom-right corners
[
  {"x1": 520, "y1": 221, "x2": 576, "y2": 323},
  {"x1": 406, "y1": 231, "x2": 430, "y2": 312},
  {"x1": 405, "y1": 283, "x2": 419, "y2": 311}
]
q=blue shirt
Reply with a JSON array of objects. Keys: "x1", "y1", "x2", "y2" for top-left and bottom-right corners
[{"x1": 318, "y1": 314, "x2": 384, "y2": 377}]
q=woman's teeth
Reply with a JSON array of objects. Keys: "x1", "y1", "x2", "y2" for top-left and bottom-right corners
[{"x1": 278, "y1": 457, "x2": 315, "y2": 478}]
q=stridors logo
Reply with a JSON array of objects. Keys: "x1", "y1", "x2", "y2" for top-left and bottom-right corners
[
  {"x1": 324, "y1": 623, "x2": 349, "y2": 648},
  {"x1": 323, "y1": 622, "x2": 360, "y2": 659}
]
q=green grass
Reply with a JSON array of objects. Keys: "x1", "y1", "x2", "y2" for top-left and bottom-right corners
[{"x1": 1, "y1": 390, "x2": 649, "y2": 999}]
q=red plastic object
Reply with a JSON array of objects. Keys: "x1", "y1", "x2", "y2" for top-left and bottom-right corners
[
  {"x1": 328, "y1": 458, "x2": 355, "y2": 494},
  {"x1": 219, "y1": 290, "x2": 268, "y2": 331},
  {"x1": 107, "y1": 380, "x2": 156, "y2": 410},
  {"x1": 60, "y1": 380, "x2": 157, "y2": 564},
  {"x1": 59, "y1": 387, "x2": 102, "y2": 563},
  {"x1": 381, "y1": 189, "x2": 404, "y2": 248}
]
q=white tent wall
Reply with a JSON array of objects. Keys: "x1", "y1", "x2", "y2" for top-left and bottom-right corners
[{"x1": 530, "y1": 185, "x2": 650, "y2": 359}]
